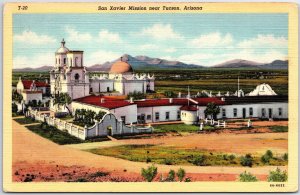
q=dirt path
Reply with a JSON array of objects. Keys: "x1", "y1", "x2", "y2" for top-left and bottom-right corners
[{"x1": 13, "y1": 119, "x2": 286, "y2": 177}]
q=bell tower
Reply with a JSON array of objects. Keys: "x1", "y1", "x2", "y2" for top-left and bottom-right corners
[{"x1": 50, "y1": 39, "x2": 90, "y2": 101}]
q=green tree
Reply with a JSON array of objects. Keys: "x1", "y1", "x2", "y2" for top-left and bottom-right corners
[
  {"x1": 261, "y1": 150, "x2": 274, "y2": 164},
  {"x1": 95, "y1": 111, "x2": 106, "y2": 121},
  {"x1": 240, "y1": 154, "x2": 253, "y2": 167},
  {"x1": 283, "y1": 153, "x2": 288, "y2": 161},
  {"x1": 141, "y1": 165, "x2": 158, "y2": 182},
  {"x1": 12, "y1": 90, "x2": 23, "y2": 103},
  {"x1": 238, "y1": 171, "x2": 258, "y2": 182},
  {"x1": 204, "y1": 102, "x2": 220, "y2": 119},
  {"x1": 164, "y1": 91, "x2": 176, "y2": 98},
  {"x1": 166, "y1": 170, "x2": 175, "y2": 182},
  {"x1": 176, "y1": 168, "x2": 186, "y2": 182},
  {"x1": 267, "y1": 168, "x2": 288, "y2": 182},
  {"x1": 53, "y1": 93, "x2": 72, "y2": 114},
  {"x1": 127, "y1": 91, "x2": 146, "y2": 100},
  {"x1": 12, "y1": 102, "x2": 18, "y2": 114}
]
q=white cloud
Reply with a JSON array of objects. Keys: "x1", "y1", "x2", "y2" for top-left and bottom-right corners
[
  {"x1": 140, "y1": 24, "x2": 183, "y2": 40},
  {"x1": 65, "y1": 26, "x2": 92, "y2": 42},
  {"x1": 164, "y1": 48, "x2": 177, "y2": 53},
  {"x1": 238, "y1": 34, "x2": 287, "y2": 49},
  {"x1": 190, "y1": 32, "x2": 233, "y2": 48},
  {"x1": 176, "y1": 53, "x2": 214, "y2": 65},
  {"x1": 85, "y1": 50, "x2": 121, "y2": 65},
  {"x1": 139, "y1": 44, "x2": 158, "y2": 51},
  {"x1": 98, "y1": 30, "x2": 122, "y2": 43},
  {"x1": 13, "y1": 53, "x2": 53, "y2": 68},
  {"x1": 14, "y1": 30, "x2": 56, "y2": 45}
]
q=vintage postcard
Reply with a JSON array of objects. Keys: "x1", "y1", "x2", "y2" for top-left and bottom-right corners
[{"x1": 3, "y1": 2, "x2": 298, "y2": 192}]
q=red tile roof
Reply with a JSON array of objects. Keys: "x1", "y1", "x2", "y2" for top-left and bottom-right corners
[
  {"x1": 22, "y1": 80, "x2": 50, "y2": 89},
  {"x1": 74, "y1": 96, "x2": 226, "y2": 110},
  {"x1": 180, "y1": 105, "x2": 198, "y2": 111},
  {"x1": 134, "y1": 97, "x2": 226, "y2": 107},
  {"x1": 22, "y1": 90, "x2": 42, "y2": 94},
  {"x1": 73, "y1": 95, "x2": 132, "y2": 109}
]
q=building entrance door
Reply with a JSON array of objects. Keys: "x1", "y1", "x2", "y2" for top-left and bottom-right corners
[
  {"x1": 268, "y1": 108, "x2": 273, "y2": 118},
  {"x1": 242, "y1": 108, "x2": 246, "y2": 118},
  {"x1": 107, "y1": 87, "x2": 110, "y2": 92}
]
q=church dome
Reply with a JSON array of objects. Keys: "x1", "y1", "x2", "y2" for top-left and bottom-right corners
[
  {"x1": 110, "y1": 58, "x2": 133, "y2": 74},
  {"x1": 56, "y1": 39, "x2": 69, "y2": 54}
]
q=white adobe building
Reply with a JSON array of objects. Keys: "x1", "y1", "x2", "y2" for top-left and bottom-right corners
[
  {"x1": 43, "y1": 39, "x2": 288, "y2": 127},
  {"x1": 50, "y1": 39, "x2": 154, "y2": 102},
  {"x1": 247, "y1": 83, "x2": 277, "y2": 96},
  {"x1": 16, "y1": 78, "x2": 50, "y2": 104}
]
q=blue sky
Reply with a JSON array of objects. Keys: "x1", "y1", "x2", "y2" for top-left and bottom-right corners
[{"x1": 13, "y1": 13, "x2": 288, "y2": 68}]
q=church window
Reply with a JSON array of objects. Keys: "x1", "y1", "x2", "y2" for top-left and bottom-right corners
[
  {"x1": 249, "y1": 107, "x2": 253, "y2": 116},
  {"x1": 233, "y1": 108, "x2": 237, "y2": 117},
  {"x1": 74, "y1": 73, "x2": 80, "y2": 80},
  {"x1": 278, "y1": 108, "x2": 282, "y2": 116},
  {"x1": 261, "y1": 108, "x2": 266, "y2": 117},
  {"x1": 63, "y1": 74, "x2": 66, "y2": 80},
  {"x1": 177, "y1": 111, "x2": 180, "y2": 119},
  {"x1": 222, "y1": 108, "x2": 226, "y2": 118},
  {"x1": 147, "y1": 115, "x2": 151, "y2": 120},
  {"x1": 63, "y1": 58, "x2": 66, "y2": 64},
  {"x1": 165, "y1": 112, "x2": 170, "y2": 120},
  {"x1": 90, "y1": 87, "x2": 93, "y2": 93},
  {"x1": 75, "y1": 57, "x2": 79, "y2": 66},
  {"x1": 155, "y1": 112, "x2": 159, "y2": 120}
]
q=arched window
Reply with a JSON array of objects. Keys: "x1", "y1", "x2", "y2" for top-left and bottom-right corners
[
  {"x1": 75, "y1": 57, "x2": 79, "y2": 66},
  {"x1": 74, "y1": 73, "x2": 80, "y2": 80},
  {"x1": 63, "y1": 58, "x2": 66, "y2": 64}
]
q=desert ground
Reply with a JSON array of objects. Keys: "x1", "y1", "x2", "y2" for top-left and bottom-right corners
[{"x1": 12, "y1": 118, "x2": 287, "y2": 182}]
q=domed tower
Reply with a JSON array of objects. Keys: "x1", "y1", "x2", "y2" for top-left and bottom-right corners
[
  {"x1": 50, "y1": 39, "x2": 89, "y2": 103},
  {"x1": 55, "y1": 39, "x2": 69, "y2": 67}
]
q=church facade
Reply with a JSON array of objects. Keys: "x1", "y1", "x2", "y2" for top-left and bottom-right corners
[{"x1": 50, "y1": 39, "x2": 154, "y2": 101}]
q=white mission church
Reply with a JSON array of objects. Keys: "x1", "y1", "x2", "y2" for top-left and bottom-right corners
[{"x1": 18, "y1": 39, "x2": 288, "y2": 129}]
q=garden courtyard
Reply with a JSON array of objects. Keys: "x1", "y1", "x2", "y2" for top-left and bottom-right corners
[{"x1": 12, "y1": 116, "x2": 288, "y2": 182}]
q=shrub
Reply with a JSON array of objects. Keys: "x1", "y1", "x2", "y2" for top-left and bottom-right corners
[
  {"x1": 193, "y1": 155, "x2": 207, "y2": 166},
  {"x1": 12, "y1": 102, "x2": 18, "y2": 113},
  {"x1": 164, "y1": 158, "x2": 173, "y2": 165},
  {"x1": 283, "y1": 153, "x2": 288, "y2": 161},
  {"x1": 240, "y1": 154, "x2": 253, "y2": 167},
  {"x1": 229, "y1": 154, "x2": 236, "y2": 160},
  {"x1": 176, "y1": 168, "x2": 186, "y2": 182},
  {"x1": 267, "y1": 168, "x2": 288, "y2": 182},
  {"x1": 146, "y1": 157, "x2": 151, "y2": 163},
  {"x1": 184, "y1": 177, "x2": 191, "y2": 182},
  {"x1": 91, "y1": 171, "x2": 109, "y2": 177},
  {"x1": 238, "y1": 171, "x2": 258, "y2": 182},
  {"x1": 261, "y1": 150, "x2": 274, "y2": 164},
  {"x1": 141, "y1": 165, "x2": 158, "y2": 182},
  {"x1": 166, "y1": 170, "x2": 175, "y2": 182}
]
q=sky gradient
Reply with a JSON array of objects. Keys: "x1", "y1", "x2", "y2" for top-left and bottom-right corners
[{"x1": 13, "y1": 13, "x2": 288, "y2": 68}]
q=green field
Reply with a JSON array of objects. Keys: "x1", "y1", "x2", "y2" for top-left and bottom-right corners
[
  {"x1": 87, "y1": 144, "x2": 287, "y2": 167},
  {"x1": 13, "y1": 69, "x2": 288, "y2": 95},
  {"x1": 153, "y1": 124, "x2": 215, "y2": 133}
]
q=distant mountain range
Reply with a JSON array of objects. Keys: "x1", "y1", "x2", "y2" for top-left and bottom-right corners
[
  {"x1": 13, "y1": 54, "x2": 288, "y2": 72},
  {"x1": 212, "y1": 59, "x2": 288, "y2": 69}
]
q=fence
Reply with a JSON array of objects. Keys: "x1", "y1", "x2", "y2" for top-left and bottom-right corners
[
  {"x1": 204, "y1": 118, "x2": 226, "y2": 128},
  {"x1": 26, "y1": 109, "x2": 153, "y2": 140}
]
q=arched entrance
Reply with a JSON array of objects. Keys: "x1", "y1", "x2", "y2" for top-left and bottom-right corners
[{"x1": 106, "y1": 125, "x2": 112, "y2": 136}]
